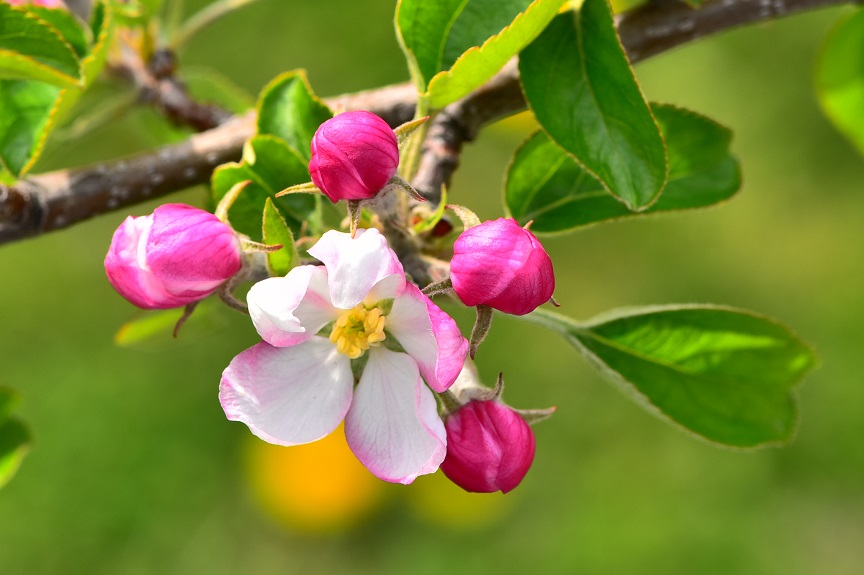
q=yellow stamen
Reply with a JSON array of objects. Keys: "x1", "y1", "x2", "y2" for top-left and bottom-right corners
[{"x1": 329, "y1": 304, "x2": 388, "y2": 359}]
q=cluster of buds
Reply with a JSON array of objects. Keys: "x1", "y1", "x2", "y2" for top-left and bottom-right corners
[{"x1": 104, "y1": 110, "x2": 558, "y2": 494}]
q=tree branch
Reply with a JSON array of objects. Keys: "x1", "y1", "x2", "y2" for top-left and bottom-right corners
[{"x1": 0, "y1": 0, "x2": 851, "y2": 245}]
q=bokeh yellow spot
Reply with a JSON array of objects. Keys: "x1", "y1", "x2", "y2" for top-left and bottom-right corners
[
  {"x1": 244, "y1": 424, "x2": 387, "y2": 533},
  {"x1": 405, "y1": 469, "x2": 515, "y2": 529}
]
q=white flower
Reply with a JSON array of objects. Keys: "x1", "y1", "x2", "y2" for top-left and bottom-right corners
[{"x1": 220, "y1": 229, "x2": 468, "y2": 484}]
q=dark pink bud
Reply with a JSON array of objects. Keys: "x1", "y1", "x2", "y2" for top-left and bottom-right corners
[
  {"x1": 309, "y1": 111, "x2": 399, "y2": 202},
  {"x1": 104, "y1": 204, "x2": 242, "y2": 309},
  {"x1": 441, "y1": 400, "x2": 536, "y2": 493},
  {"x1": 450, "y1": 218, "x2": 555, "y2": 315}
]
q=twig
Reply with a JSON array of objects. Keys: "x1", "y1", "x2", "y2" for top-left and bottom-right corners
[{"x1": 0, "y1": 0, "x2": 851, "y2": 246}]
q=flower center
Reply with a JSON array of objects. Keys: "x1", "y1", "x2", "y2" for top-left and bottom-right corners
[{"x1": 329, "y1": 304, "x2": 387, "y2": 359}]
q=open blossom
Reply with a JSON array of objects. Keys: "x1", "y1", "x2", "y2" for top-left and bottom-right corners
[
  {"x1": 309, "y1": 111, "x2": 399, "y2": 202},
  {"x1": 450, "y1": 218, "x2": 555, "y2": 316},
  {"x1": 440, "y1": 399, "x2": 536, "y2": 493},
  {"x1": 104, "y1": 204, "x2": 242, "y2": 309},
  {"x1": 220, "y1": 228, "x2": 469, "y2": 484}
]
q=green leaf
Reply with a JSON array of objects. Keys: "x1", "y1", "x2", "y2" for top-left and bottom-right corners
[
  {"x1": 0, "y1": 2, "x2": 115, "y2": 177},
  {"x1": 262, "y1": 197, "x2": 298, "y2": 277},
  {"x1": 256, "y1": 70, "x2": 332, "y2": 160},
  {"x1": 0, "y1": 418, "x2": 30, "y2": 490},
  {"x1": 0, "y1": 3, "x2": 81, "y2": 88},
  {"x1": 27, "y1": 6, "x2": 91, "y2": 58},
  {"x1": 212, "y1": 135, "x2": 315, "y2": 241},
  {"x1": 528, "y1": 306, "x2": 816, "y2": 448},
  {"x1": 505, "y1": 104, "x2": 740, "y2": 233},
  {"x1": 395, "y1": 0, "x2": 563, "y2": 108},
  {"x1": 0, "y1": 79, "x2": 62, "y2": 175},
  {"x1": 182, "y1": 66, "x2": 255, "y2": 115},
  {"x1": 816, "y1": 7, "x2": 864, "y2": 157},
  {"x1": 114, "y1": 299, "x2": 224, "y2": 350},
  {"x1": 519, "y1": 4, "x2": 667, "y2": 210}
]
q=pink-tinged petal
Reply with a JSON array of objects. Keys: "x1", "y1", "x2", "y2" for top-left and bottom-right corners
[
  {"x1": 104, "y1": 215, "x2": 189, "y2": 309},
  {"x1": 387, "y1": 283, "x2": 468, "y2": 392},
  {"x1": 307, "y1": 228, "x2": 404, "y2": 309},
  {"x1": 345, "y1": 348, "x2": 446, "y2": 484},
  {"x1": 146, "y1": 204, "x2": 242, "y2": 296},
  {"x1": 247, "y1": 266, "x2": 339, "y2": 347},
  {"x1": 220, "y1": 339, "x2": 353, "y2": 446}
]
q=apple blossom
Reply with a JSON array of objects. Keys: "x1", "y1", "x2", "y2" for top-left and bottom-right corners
[
  {"x1": 219, "y1": 228, "x2": 469, "y2": 484},
  {"x1": 309, "y1": 111, "x2": 399, "y2": 202},
  {"x1": 450, "y1": 218, "x2": 555, "y2": 316},
  {"x1": 440, "y1": 399, "x2": 536, "y2": 493},
  {"x1": 104, "y1": 204, "x2": 242, "y2": 309}
]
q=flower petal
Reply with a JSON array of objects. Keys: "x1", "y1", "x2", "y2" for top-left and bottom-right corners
[
  {"x1": 387, "y1": 283, "x2": 468, "y2": 392},
  {"x1": 345, "y1": 348, "x2": 446, "y2": 484},
  {"x1": 307, "y1": 228, "x2": 404, "y2": 309},
  {"x1": 247, "y1": 266, "x2": 339, "y2": 347},
  {"x1": 220, "y1": 338, "x2": 353, "y2": 446}
]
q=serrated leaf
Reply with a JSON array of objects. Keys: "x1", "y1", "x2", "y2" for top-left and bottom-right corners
[
  {"x1": 0, "y1": 79, "x2": 62, "y2": 175},
  {"x1": 0, "y1": 3, "x2": 81, "y2": 88},
  {"x1": 816, "y1": 7, "x2": 864, "y2": 157},
  {"x1": 398, "y1": 0, "x2": 565, "y2": 108},
  {"x1": 506, "y1": 104, "x2": 740, "y2": 233},
  {"x1": 256, "y1": 70, "x2": 332, "y2": 160},
  {"x1": 262, "y1": 197, "x2": 297, "y2": 277},
  {"x1": 212, "y1": 135, "x2": 315, "y2": 241},
  {"x1": 0, "y1": 2, "x2": 115, "y2": 177},
  {"x1": 528, "y1": 306, "x2": 816, "y2": 448},
  {"x1": 27, "y1": 6, "x2": 91, "y2": 58},
  {"x1": 519, "y1": 4, "x2": 667, "y2": 210},
  {"x1": 0, "y1": 418, "x2": 30, "y2": 489}
]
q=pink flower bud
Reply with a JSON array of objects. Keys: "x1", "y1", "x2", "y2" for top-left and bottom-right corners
[
  {"x1": 105, "y1": 204, "x2": 242, "y2": 309},
  {"x1": 450, "y1": 218, "x2": 555, "y2": 315},
  {"x1": 6, "y1": 0, "x2": 65, "y2": 7},
  {"x1": 309, "y1": 111, "x2": 399, "y2": 202},
  {"x1": 440, "y1": 400, "x2": 536, "y2": 493}
]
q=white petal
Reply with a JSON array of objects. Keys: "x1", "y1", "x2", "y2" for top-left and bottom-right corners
[
  {"x1": 387, "y1": 282, "x2": 469, "y2": 392},
  {"x1": 247, "y1": 266, "x2": 339, "y2": 347},
  {"x1": 220, "y1": 338, "x2": 353, "y2": 446},
  {"x1": 308, "y1": 228, "x2": 405, "y2": 309},
  {"x1": 345, "y1": 348, "x2": 446, "y2": 484}
]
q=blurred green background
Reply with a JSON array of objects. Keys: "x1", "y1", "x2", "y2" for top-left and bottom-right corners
[{"x1": 2, "y1": 1, "x2": 864, "y2": 573}]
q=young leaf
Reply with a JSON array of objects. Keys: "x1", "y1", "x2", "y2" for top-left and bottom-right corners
[
  {"x1": 262, "y1": 197, "x2": 298, "y2": 277},
  {"x1": 211, "y1": 135, "x2": 314, "y2": 241},
  {"x1": 114, "y1": 300, "x2": 223, "y2": 350},
  {"x1": 527, "y1": 306, "x2": 816, "y2": 448},
  {"x1": 505, "y1": 104, "x2": 740, "y2": 233},
  {"x1": 0, "y1": 418, "x2": 30, "y2": 490},
  {"x1": 519, "y1": 3, "x2": 667, "y2": 210},
  {"x1": 397, "y1": 0, "x2": 561, "y2": 103},
  {"x1": 27, "y1": 6, "x2": 91, "y2": 58},
  {"x1": 815, "y1": 7, "x2": 864, "y2": 157},
  {"x1": 0, "y1": 80, "x2": 62, "y2": 175},
  {"x1": 0, "y1": 3, "x2": 81, "y2": 88},
  {"x1": 256, "y1": 70, "x2": 333, "y2": 160},
  {"x1": 0, "y1": 1, "x2": 115, "y2": 177}
]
